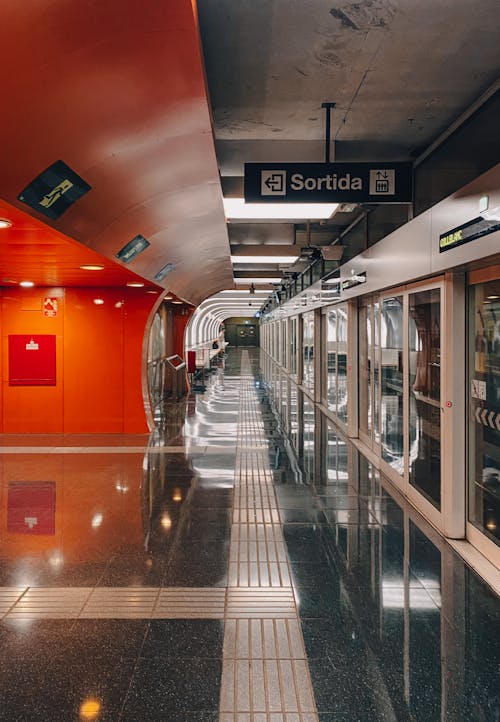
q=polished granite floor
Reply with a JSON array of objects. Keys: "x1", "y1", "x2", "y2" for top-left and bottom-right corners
[{"x1": 0, "y1": 348, "x2": 498, "y2": 721}]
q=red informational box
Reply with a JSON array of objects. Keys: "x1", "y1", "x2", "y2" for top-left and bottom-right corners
[
  {"x1": 8, "y1": 334, "x2": 56, "y2": 385},
  {"x1": 7, "y1": 481, "x2": 56, "y2": 535},
  {"x1": 187, "y1": 350, "x2": 196, "y2": 374}
]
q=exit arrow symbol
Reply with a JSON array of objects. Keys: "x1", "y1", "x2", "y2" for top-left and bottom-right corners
[
  {"x1": 496, "y1": 414, "x2": 500, "y2": 431},
  {"x1": 265, "y1": 174, "x2": 284, "y2": 191},
  {"x1": 488, "y1": 410, "x2": 496, "y2": 428}
]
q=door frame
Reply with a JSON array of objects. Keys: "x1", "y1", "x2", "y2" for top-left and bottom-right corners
[{"x1": 378, "y1": 277, "x2": 447, "y2": 534}]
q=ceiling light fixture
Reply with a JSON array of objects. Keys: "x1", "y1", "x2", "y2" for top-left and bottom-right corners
[
  {"x1": 231, "y1": 255, "x2": 299, "y2": 264},
  {"x1": 116, "y1": 234, "x2": 150, "y2": 263},
  {"x1": 126, "y1": 282, "x2": 144, "y2": 287},
  {"x1": 223, "y1": 198, "x2": 338, "y2": 220},
  {"x1": 154, "y1": 262, "x2": 175, "y2": 281},
  {"x1": 93, "y1": 298, "x2": 104, "y2": 305},
  {"x1": 0, "y1": 219, "x2": 13, "y2": 229},
  {"x1": 234, "y1": 277, "x2": 281, "y2": 284},
  {"x1": 80, "y1": 264, "x2": 104, "y2": 271},
  {"x1": 19, "y1": 281, "x2": 34, "y2": 287},
  {"x1": 219, "y1": 289, "x2": 269, "y2": 294}
]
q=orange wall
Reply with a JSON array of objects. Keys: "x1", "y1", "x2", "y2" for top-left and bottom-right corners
[{"x1": 0, "y1": 287, "x2": 157, "y2": 433}]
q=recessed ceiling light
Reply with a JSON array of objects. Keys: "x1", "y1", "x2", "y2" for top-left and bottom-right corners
[
  {"x1": 223, "y1": 198, "x2": 338, "y2": 220},
  {"x1": 126, "y1": 282, "x2": 144, "y2": 287},
  {"x1": 171, "y1": 300, "x2": 183, "y2": 304},
  {"x1": 146, "y1": 290, "x2": 158, "y2": 294},
  {"x1": 80, "y1": 264, "x2": 104, "y2": 271},
  {"x1": 19, "y1": 281, "x2": 34, "y2": 287},
  {"x1": 93, "y1": 298, "x2": 104, "y2": 305},
  {"x1": 0, "y1": 219, "x2": 13, "y2": 229}
]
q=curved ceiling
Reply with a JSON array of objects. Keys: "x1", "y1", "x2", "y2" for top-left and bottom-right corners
[
  {"x1": 186, "y1": 290, "x2": 266, "y2": 347},
  {"x1": 0, "y1": 0, "x2": 233, "y2": 304},
  {"x1": 0, "y1": 0, "x2": 499, "y2": 317}
]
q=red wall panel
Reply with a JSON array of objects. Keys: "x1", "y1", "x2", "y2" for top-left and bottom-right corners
[
  {"x1": 1, "y1": 287, "x2": 156, "y2": 433},
  {"x1": 1, "y1": 290, "x2": 64, "y2": 432}
]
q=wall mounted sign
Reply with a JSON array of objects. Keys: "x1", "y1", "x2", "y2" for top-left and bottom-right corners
[
  {"x1": 8, "y1": 334, "x2": 56, "y2": 385},
  {"x1": 43, "y1": 297, "x2": 58, "y2": 317},
  {"x1": 7, "y1": 481, "x2": 56, "y2": 535},
  {"x1": 439, "y1": 214, "x2": 500, "y2": 252},
  {"x1": 244, "y1": 162, "x2": 413, "y2": 203},
  {"x1": 18, "y1": 160, "x2": 91, "y2": 220}
]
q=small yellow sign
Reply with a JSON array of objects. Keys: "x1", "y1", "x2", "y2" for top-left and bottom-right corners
[
  {"x1": 439, "y1": 229, "x2": 463, "y2": 249},
  {"x1": 39, "y1": 179, "x2": 74, "y2": 209}
]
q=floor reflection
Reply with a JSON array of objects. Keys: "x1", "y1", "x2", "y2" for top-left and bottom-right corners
[
  {"x1": 0, "y1": 349, "x2": 498, "y2": 721},
  {"x1": 261, "y1": 350, "x2": 500, "y2": 722}
]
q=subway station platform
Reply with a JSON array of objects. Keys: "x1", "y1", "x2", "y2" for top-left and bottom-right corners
[{"x1": 0, "y1": 348, "x2": 498, "y2": 721}]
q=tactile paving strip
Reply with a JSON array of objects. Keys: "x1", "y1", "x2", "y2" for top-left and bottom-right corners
[
  {"x1": 220, "y1": 352, "x2": 319, "y2": 721},
  {"x1": 2, "y1": 587, "x2": 226, "y2": 620}
]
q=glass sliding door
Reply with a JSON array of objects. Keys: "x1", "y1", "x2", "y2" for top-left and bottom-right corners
[
  {"x1": 359, "y1": 301, "x2": 371, "y2": 440},
  {"x1": 381, "y1": 296, "x2": 404, "y2": 474},
  {"x1": 408, "y1": 288, "x2": 441, "y2": 509},
  {"x1": 302, "y1": 311, "x2": 315, "y2": 394},
  {"x1": 359, "y1": 298, "x2": 382, "y2": 450},
  {"x1": 468, "y1": 277, "x2": 500, "y2": 549},
  {"x1": 289, "y1": 317, "x2": 297, "y2": 374},
  {"x1": 373, "y1": 301, "x2": 381, "y2": 447},
  {"x1": 325, "y1": 303, "x2": 349, "y2": 426},
  {"x1": 377, "y1": 282, "x2": 444, "y2": 529}
]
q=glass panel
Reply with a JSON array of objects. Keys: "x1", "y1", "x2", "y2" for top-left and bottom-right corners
[
  {"x1": 359, "y1": 303, "x2": 370, "y2": 437},
  {"x1": 290, "y1": 318, "x2": 297, "y2": 374},
  {"x1": 323, "y1": 423, "x2": 349, "y2": 493},
  {"x1": 326, "y1": 308, "x2": 337, "y2": 411},
  {"x1": 302, "y1": 311, "x2": 315, "y2": 393},
  {"x1": 468, "y1": 279, "x2": 500, "y2": 546},
  {"x1": 408, "y1": 289, "x2": 441, "y2": 508},
  {"x1": 381, "y1": 296, "x2": 404, "y2": 473},
  {"x1": 337, "y1": 306, "x2": 348, "y2": 424},
  {"x1": 373, "y1": 301, "x2": 381, "y2": 446},
  {"x1": 281, "y1": 319, "x2": 286, "y2": 365},
  {"x1": 326, "y1": 304, "x2": 348, "y2": 424},
  {"x1": 302, "y1": 396, "x2": 316, "y2": 481}
]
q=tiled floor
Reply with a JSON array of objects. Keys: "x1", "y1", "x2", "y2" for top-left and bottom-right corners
[{"x1": 0, "y1": 348, "x2": 499, "y2": 721}]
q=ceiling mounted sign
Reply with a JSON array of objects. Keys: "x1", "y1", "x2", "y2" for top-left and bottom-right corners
[
  {"x1": 244, "y1": 162, "x2": 413, "y2": 204},
  {"x1": 18, "y1": 160, "x2": 91, "y2": 220}
]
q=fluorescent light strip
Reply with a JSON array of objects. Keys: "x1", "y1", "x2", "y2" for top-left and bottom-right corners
[
  {"x1": 224, "y1": 198, "x2": 338, "y2": 220},
  {"x1": 234, "y1": 277, "x2": 281, "y2": 284},
  {"x1": 231, "y1": 255, "x2": 299, "y2": 264},
  {"x1": 219, "y1": 289, "x2": 269, "y2": 294}
]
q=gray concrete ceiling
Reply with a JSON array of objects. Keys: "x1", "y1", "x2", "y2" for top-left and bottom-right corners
[{"x1": 197, "y1": 0, "x2": 500, "y2": 296}]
